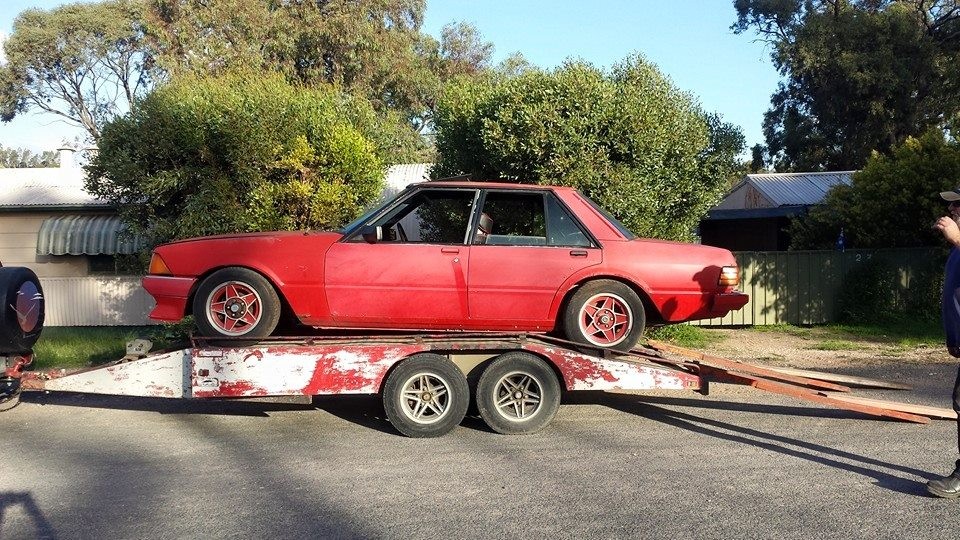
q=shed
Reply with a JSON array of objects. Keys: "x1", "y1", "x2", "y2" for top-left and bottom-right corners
[{"x1": 699, "y1": 171, "x2": 854, "y2": 251}]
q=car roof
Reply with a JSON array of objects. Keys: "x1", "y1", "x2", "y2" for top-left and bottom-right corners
[{"x1": 410, "y1": 180, "x2": 577, "y2": 192}]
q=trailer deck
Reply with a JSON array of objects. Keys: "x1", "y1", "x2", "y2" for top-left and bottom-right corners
[{"x1": 2, "y1": 332, "x2": 955, "y2": 437}]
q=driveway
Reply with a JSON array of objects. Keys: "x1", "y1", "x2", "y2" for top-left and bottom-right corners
[{"x1": 1, "y1": 359, "x2": 958, "y2": 539}]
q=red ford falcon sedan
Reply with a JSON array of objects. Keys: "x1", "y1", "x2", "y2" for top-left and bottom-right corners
[{"x1": 142, "y1": 181, "x2": 748, "y2": 351}]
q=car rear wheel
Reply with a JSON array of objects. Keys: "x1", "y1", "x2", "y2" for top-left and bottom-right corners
[
  {"x1": 562, "y1": 279, "x2": 645, "y2": 352},
  {"x1": 0, "y1": 267, "x2": 45, "y2": 354},
  {"x1": 192, "y1": 267, "x2": 281, "y2": 345},
  {"x1": 476, "y1": 351, "x2": 561, "y2": 435},
  {"x1": 382, "y1": 353, "x2": 469, "y2": 438}
]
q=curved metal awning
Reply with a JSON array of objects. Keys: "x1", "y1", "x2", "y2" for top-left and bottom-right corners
[{"x1": 36, "y1": 215, "x2": 144, "y2": 256}]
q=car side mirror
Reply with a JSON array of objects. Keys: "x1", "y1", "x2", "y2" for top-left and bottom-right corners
[{"x1": 360, "y1": 225, "x2": 382, "y2": 244}]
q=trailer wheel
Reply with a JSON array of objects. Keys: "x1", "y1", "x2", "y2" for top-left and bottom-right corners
[
  {"x1": 382, "y1": 353, "x2": 469, "y2": 438},
  {"x1": 0, "y1": 267, "x2": 45, "y2": 354},
  {"x1": 476, "y1": 352, "x2": 561, "y2": 435},
  {"x1": 193, "y1": 267, "x2": 281, "y2": 346},
  {"x1": 562, "y1": 279, "x2": 645, "y2": 352}
]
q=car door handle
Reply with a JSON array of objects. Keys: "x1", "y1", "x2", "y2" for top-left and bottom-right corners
[
  {"x1": 441, "y1": 247, "x2": 460, "y2": 254},
  {"x1": 570, "y1": 250, "x2": 588, "y2": 257}
]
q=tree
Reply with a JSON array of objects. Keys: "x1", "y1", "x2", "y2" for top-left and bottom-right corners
[
  {"x1": 734, "y1": 0, "x2": 960, "y2": 171},
  {"x1": 146, "y1": 1, "x2": 493, "y2": 134},
  {"x1": 0, "y1": 0, "x2": 158, "y2": 140},
  {"x1": 790, "y1": 129, "x2": 960, "y2": 249},
  {"x1": 86, "y1": 71, "x2": 418, "y2": 245},
  {"x1": 432, "y1": 55, "x2": 745, "y2": 241},
  {"x1": 0, "y1": 145, "x2": 58, "y2": 168}
]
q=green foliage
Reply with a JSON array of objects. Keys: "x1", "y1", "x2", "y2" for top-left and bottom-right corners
[
  {"x1": 834, "y1": 255, "x2": 943, "y2": 325},
  {"x1": 791, "y1": 130, "x2": 960, "y2": 249},
  {"x1": 86, "y1": 71, "x2": 412, "y2": 244},
  {"x1": 0, "y1": 145, "x2": 58, "y2": 167},
  {"x1": 734, "y1": 1, "x2": 960, "y2": 171},
  {"x1": 147, "y1": 0, "x2": 493, "y2": 135},
  {"x1": 1, "y1": 0, "x2": 157, "y2": 140},
  {"x1": 432, "y1": 55, "x2": 745, "y2": 241}
]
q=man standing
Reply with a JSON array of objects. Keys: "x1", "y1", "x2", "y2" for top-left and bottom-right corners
[{"x1": 929, "y1": 189, "x2": 960, "y2": 498}]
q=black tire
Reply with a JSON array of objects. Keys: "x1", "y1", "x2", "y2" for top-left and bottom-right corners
[
  {"x1": 382, "y1": 353, "x2": 469, "y2": 438},
  {"x1": 562, "y1": 279, "x2": 645, "y2": 352},
  {"x1": 0, "y1": 267, "x2": 45, "y2": 354},
  {"x1": 192, "y1": 267, "x2": 281, "y2": 346},
  {"x1": 476, "y1": 352, "x2": 561, "y2": 435}
]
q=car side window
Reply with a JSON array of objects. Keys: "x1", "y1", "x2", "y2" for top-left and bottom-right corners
[
  {"x1": 474, "y1": 191, "x2": 547, "y2": 246},
  {"x1": 545, "y1": 193, "x2": 593, "y2": 247},
  {"x1": 367, "y1": 189, "x2": 476, "y2": 244}
]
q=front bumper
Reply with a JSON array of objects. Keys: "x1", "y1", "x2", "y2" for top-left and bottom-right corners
[{"x1": 142, "y1": 275, "x2": 197, "y2": 321}]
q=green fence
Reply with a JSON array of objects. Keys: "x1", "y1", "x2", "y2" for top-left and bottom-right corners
[{"x1": 690, "y1": 247, "x2": 945, "y2": 326}]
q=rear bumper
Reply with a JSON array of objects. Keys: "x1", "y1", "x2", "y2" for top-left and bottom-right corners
[
  {"x1": 142, "y1": 275, "x2": 196, "y2": 321},
  {"x1": 710, "y1": 291, "x2": 749, "y2": 315}
]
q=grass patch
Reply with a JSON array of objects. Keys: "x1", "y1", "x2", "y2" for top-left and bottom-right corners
[
  {"x1": 751, "y1": 324, "x2": 812, "y2": 338},
  {"x1": 647, "y1": 324, "x2": 722, "y2": 349},
  {"x1": 807, "y1": 339, "x2": 859, "y2": 351},
  {"x1": 30, "y1": 326, "x2": 182, "y2": 370},
  {"x1": 823, "y1": 319, "x2": 943, "y2": 348}
]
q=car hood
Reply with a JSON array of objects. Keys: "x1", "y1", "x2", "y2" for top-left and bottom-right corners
[{"x1": 164, "y1": 230, "x2": 343, "y2": 245}]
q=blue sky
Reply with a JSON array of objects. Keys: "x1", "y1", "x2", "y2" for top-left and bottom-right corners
[{"x1": 0, "y1": 0, "x2": 781, "y2": 154}]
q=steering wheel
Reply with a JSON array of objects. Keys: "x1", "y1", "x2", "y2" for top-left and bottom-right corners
[{"x1": 396, "y1": 223, "x2": 408, "y2": 242}]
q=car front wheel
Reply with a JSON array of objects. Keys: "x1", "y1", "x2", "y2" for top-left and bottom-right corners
[
  {"x1": 562, "y1": 279, "x2": 645, "y2": 352},
  {"x1": 192, "y1": 267, "x2": 281, "y2": 345}
]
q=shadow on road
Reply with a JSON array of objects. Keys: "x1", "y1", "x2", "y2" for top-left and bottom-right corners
[
  {"x1": 0, "y1": 492, "x2": 57, "y2": 539},
  {"x1": 575, "y1": 392, "x2": 936, "y2": 497},
  {"x1": 17, "y1": 391, "x2": 403, "y2": 435}
]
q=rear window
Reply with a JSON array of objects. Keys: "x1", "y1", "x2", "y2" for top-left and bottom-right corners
[{"x1": 581, "y1": 193, "x2": 637, "y2": 240}]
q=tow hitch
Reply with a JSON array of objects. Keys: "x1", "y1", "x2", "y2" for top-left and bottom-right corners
[{"x1": 1, "y1": 353, "x2": 32, "y2": 411}]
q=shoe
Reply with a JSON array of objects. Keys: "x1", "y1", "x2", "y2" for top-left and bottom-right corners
[{"x1": 927, "y1": 465, "x2": 960, "y2": 499}]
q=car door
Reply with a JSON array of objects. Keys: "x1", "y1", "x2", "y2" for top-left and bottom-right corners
[
  {"x1": 324, "y1": 188, "x2": 478, "y2": 328},
  {"x1": 467, "y1": 190, "x2": 601, "y2": 326}
]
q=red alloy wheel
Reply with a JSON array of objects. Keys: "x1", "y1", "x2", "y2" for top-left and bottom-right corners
[
  {"x1": 578, "y1": 293, "x2": 633, "y2": 347},
  {"x1": 205, "y1": 281, "x2": 263, "y2": 336}
]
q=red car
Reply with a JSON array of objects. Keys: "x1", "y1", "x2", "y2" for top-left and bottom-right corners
[{"x1": 143, "y1": 181, "x2": 748, "y2": 351}]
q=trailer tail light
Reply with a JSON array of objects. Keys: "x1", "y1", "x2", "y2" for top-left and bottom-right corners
[
  {"x1": 719, "y1": 266, "x2": 740, "y2": 287},
  {"x1": 148, "y1": 253, "x2": 172, "y2": 275}
]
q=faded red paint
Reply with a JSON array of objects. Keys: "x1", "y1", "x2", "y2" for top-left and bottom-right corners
[
  {"x1": 195, "y1": 379, "x2": 269, "y2": 398},
  {"x1": 3, "y1": 354, "x2": 34, "y2": 378}
]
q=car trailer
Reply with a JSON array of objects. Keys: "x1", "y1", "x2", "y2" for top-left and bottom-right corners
[{"x1": 1, "y1": 333, "x2": 955, "y2": 437}]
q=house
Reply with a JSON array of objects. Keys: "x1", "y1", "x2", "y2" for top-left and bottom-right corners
[
  {"x1": 381, "y1": 163, "x2": 433, "y2": 202},
  {"x1": 0, "y1": 147, "x2": 143, "y2": 278},
  {"x1": 699, "y1": 171, "x2": 854, "y2": 251}
]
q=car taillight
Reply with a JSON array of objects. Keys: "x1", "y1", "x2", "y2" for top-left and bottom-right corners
[
  {"x1": 719, "y1": 265, "x2": 739, "y2": 287},
  {"x1": 148, "y1": 253, "x2": 172, "y2": 275}
]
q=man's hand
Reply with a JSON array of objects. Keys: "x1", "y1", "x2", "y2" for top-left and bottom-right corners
[{"x1": 935, "y1": 216, "x2": 960, "y2": 247}]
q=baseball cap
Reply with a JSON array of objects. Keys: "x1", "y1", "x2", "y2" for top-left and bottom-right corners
[{"x1": 941, "y1": 188, "x2": 960, "y2": 201}]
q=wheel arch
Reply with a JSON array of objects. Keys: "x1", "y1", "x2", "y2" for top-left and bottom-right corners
[
  {"x1": 184, "y1": 264, "x2": 295, "y2": 321},
  {"x1": 552, "y1": 274, "x2": 663, "y2": 328}
]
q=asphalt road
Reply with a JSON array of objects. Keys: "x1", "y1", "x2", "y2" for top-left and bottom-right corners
[{"x1": 2, "y1": 362, "x2": 959, "y2": 540}]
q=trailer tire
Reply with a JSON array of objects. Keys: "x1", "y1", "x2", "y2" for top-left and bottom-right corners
[
  {"x1": 562, "y1": 279, "x2": 645, "y2": 352},
  {"x1": 0, "y1": 267, "x2": 45, "y2": 354},
  {"x1": 193, "y1": 267, "x2": 281, "y2": 346},
  {"x1": 382, "y1": 353, "x2": 469, "y2": 438},
  {"x1": 476, "y1": 352, "x2": 561, "y2": 435}
]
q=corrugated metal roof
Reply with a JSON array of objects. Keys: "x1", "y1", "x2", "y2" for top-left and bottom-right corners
[
  {"x1": 37, "y1": 215, "x2": 143, "y2": 255},
  {"x1": 0, "y1": 167, "x2": 109, "y2": 208},
  {"x1": 746, "y1": 171, "x2": 854, "y2": 206}
]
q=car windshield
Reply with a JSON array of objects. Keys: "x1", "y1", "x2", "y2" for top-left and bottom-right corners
[
  {"x1": 581, "y1": 193, "x2": 637, "y2": 240},
  {"x1": 339, "y1": 188, "x2": 412, "y2": 235}
]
